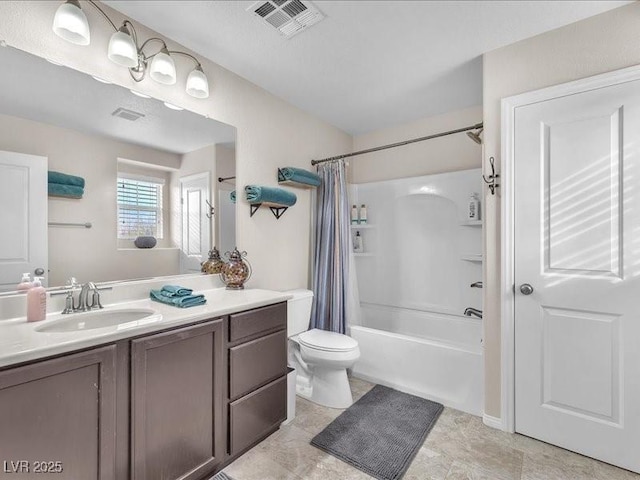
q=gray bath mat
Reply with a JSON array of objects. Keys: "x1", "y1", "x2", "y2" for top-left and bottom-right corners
[
  {"x1": 310, "y1": 384, "x2": 443, "y2": 480},
  {"x1": 210, "y1": 472, "x2": 233, "y2": 480}
]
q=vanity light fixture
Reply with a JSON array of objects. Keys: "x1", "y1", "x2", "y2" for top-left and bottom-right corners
[{"x1": 52, "y1": 0, "x2": 210, "y2": 99}]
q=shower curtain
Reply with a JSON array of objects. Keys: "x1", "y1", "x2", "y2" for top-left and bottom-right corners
[{"x1": 311, "y1": 160, "x2": 360, "y2": 334}]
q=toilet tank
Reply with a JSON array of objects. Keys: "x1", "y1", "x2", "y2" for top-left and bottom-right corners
[{"x1": 284, "y1": 289, "x2": 314, "y2": 337}]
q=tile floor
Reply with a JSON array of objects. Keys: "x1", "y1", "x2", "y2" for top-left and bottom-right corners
[{"x1": 222, "y1": 377, "x2": 639, "y2": 480}]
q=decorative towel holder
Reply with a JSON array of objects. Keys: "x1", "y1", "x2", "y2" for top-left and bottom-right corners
[
  {"x1": 277, "y1": 168, "x2": 318, "y2": 189},
  {"x1": 483, "y1": 157, "x2": 499, "y2": 195},
  {"x1": 249, "y1": 203, "x2": 289, "y2": 219}
]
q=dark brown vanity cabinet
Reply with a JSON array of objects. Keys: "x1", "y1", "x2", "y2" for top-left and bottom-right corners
[
  {"x1": 0, "y1": 301, "x2": 288, "y2": 480},
  {"x1": 131, "y1": 319, "x2": 224, "y2": 480},
  {"x1": 226, "y1": 303, "x2": 288, "y2": 457},
  {"x1": 0, "y1": 345, "x2": 118, "y2": 480}
]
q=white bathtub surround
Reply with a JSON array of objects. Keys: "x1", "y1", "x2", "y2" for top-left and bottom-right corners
[{"x1": 350, "y1": 169, "x2": 484, "y2": 415}]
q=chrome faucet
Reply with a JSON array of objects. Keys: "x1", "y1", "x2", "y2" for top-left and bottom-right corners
[
  {"x1": 464, "y1": 307, "x2": 483, "y2": 319},
  {"x1": 53, "y1": 279, "x2": 110, "y2": 314}
]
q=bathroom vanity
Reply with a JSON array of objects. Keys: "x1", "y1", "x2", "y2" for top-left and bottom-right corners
[{"x1": 0, "y1": 291, "x2": 288, "y2": 480}]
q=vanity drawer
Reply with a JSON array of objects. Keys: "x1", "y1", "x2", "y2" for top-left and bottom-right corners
[
  {"x1": 229, "y1": 330, "x2": 287, "y2": 400},
  {"x1": 229, "y1": 375, "x2": 287, "y2": 456},
  {"x1": 229, "y1": 302, "x2": 286, "y2": 343}
]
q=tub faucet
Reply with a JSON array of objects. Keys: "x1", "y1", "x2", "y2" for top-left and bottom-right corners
[{"x1": 464, "y1": 307, "x2": 483, "y2": 319}]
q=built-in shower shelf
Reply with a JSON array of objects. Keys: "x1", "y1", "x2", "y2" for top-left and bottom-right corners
[
  {"x1": 350, "y1": 224, "x2": 375, "y2": 229},
  {"x1": 460, "y1": 220, "x2": 482, "y2": 226},
  {"x1": 354, "y1": 253, "x2": 375, "y2": 257},
  {"x1": 461, "y1": 254, "x2": 483, "y2": 262}
]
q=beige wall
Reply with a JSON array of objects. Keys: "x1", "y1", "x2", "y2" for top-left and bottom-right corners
[
  {"x1": 482, "y1": 2, "x2": 640, "y2": 418},
  {"x1": 352, "y1": 106, "x2": 483, "y2": 184},
  {"x1": 0, "y1": 0, "x2": 352, "y2": 291},
  {"x1": 0, "y1": 112, "x2": 181, "y2": 286}
]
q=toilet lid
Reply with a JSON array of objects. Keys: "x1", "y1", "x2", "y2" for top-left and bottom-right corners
[{"x1": 298, "y1": 329, "x2": 358, "y2": 352}]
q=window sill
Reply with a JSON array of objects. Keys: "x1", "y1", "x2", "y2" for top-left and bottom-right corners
[{"x1": 117, "y1": 247, "x2": 180, "y2": 251}]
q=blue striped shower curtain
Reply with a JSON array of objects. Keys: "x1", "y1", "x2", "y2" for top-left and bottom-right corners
[{"x1": 311, "y1": 160, "x2": 352, "y2": 333}]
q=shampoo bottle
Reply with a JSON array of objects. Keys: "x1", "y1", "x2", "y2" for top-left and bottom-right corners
[
  {"x1": 468, "y1": 193, "x2": 480, "y2": 221},
  {"x1": 27, "y1": 277, "x2": 46, "y2": 322},
  {"x1": 359, "y1": 204, "x2": 368, "y2": 224},
  {"x1": 351, "y1": 205, "x2": 359, "y2": 224},
  {"x1": 354, "y1": 231, "x2": 364, "y2": 253},
  {"x1": 17, "y1": 273, "x2": 33, "y2": 291}
]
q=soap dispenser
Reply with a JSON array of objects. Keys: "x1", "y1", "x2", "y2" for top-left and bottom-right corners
[
  {"x1": 27, "y1": 277, "x2": 47, "y2": 322},
  {"x1": 17, "y1": 273, "x2": 33, "y2": 291}
]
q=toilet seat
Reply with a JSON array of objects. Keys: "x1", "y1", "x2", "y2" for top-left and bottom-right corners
[{"x1": 298, "y1": 328, "x2": 358, "y2": 352}]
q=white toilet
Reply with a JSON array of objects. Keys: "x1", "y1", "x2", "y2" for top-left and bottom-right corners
[{"x1": 286, "y1": 289, "x2": 360, "y2": 409}]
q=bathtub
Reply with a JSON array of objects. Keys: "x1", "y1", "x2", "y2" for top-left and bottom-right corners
[{"x1": 351, "y1": 303, "x2": 484, "y2": 415}]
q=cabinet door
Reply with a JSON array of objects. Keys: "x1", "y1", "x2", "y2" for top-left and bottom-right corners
[
  {"x1": 131, "y1": 320, "x2": 223, "y2": 480},
  {"x1": 0, "y1": 345, "x2": 117, "y2": 480}
]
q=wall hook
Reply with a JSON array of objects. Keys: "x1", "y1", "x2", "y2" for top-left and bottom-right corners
[
  {"x1": 483, "y1": 156, "x2": 500, "y2": 195},
  {"x1": 205, "y1": 199, "x2": 214, "y2": 219}
]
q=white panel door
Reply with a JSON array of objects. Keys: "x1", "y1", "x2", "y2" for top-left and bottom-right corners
[
  {"x1": 514, "y1": 80, "x2": 640, "y2": 473},
  {"x1": 180, "y1": 173, "x2": 210, "y2": 274},
  {"x1": 0, "y1": 150, "x2": 48, "y2": 290}
]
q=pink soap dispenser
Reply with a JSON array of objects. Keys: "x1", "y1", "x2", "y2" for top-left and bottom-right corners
[
  {"x1": 17, "y1": 272, "x2": 33, "y2": 291},
  {"x1": 27, "y1": 277, "x2": 47, "y2": 322}
]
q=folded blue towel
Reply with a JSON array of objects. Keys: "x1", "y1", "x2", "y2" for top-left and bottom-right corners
[
  {"x1": 48, "y1": 171, "x2": 85, "y2": 188},
  {"x1": 278, "y1": 167, "x2": 321, "y2": 187},
  {"x1": 150, "y1": 290, "x2": 206, "y2": 308},
  {"x1": 161, "y1": 285, "x2": 193, "y2": 297},
  {"x1": 48, "y1": 183, "x2": 84, "y2": 198},
  {"x1": 245, "y1": 185, "x2": 297, "y2": 207},
  {"x1": 230, "y1": 190, "x2": 236, "y2": 204}
]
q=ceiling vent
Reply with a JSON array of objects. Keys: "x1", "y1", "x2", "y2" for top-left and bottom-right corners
[
  {"x1": 247, "y1": 0, "x2": 324, "y2": 39},
  {"x1": 111, "y1": 107, "x2": 145, "y2": 122}
]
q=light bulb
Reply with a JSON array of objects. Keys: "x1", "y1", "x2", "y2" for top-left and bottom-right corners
[
  {"x1": 108, "y1": 25, "x2": 138, "y2": 68},
  {"x1": 186, "y1": 65, "x2": 209, "y2": 99},
  {"x1": 149, "y1": 48, "x2": 176, "y2": 85},
  {"x1": 52, "y1": 0, "x2": 90, "y2": 46}
]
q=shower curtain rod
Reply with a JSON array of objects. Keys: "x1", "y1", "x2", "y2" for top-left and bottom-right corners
[{"x1": 310, "y1": 122, "x2": 483, "y2": 166}]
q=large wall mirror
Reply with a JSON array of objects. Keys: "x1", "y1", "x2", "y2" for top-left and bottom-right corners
[{"x1": 0, "y1": 45, "x2": 236, "y2": 292}]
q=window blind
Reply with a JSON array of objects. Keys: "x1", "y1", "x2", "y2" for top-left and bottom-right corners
[{"x1": 117, "y1": 176, "x2": 164, "y2": 239}]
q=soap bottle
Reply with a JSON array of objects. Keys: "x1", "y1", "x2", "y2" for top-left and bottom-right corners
[
  {"x1": 468, "y1": 193, "x2": 480, "y2": 221},
  {"x1": 354, "y1": 231, "x2": 364, "y2": 253},
  {"x1": 359, "y1": 204, "x2": 368, "y2": 224},
  {"x1": 17, "y1": 273, "x2": 33, "y2": 291},
  {"x1": 351, "y1": 205, "x2": 359, "y2": 224},
  {"x1": 27, "y1": 277, "x2": 47, "y2": 322}
]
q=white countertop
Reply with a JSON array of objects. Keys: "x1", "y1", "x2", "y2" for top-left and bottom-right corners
[{"x1": 0, "y1": 288, "x2": 291, "y2": 369}]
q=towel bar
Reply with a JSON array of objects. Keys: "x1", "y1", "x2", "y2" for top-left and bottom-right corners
[{"x1": 48, "y1": 222, "x2": 92, "y2": 228}]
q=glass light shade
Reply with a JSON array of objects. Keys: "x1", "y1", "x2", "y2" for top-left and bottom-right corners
[
  {"x1": 163, "y1": 102, "x2": 183, "y2": 111},
  {"x1": 149, "y1": 49, "x2": 176, "y2": 85},
  {"x1": 108, "y1": 28, "x2": 138, "y2": 68},
  {"x1": 52, "y1": 1, "x2": 90, "y2": 46},
  {"x1": 186, "y1": 66, "x2": 209, "y2": 99}
]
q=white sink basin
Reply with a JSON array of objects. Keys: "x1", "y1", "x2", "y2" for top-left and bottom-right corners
[{"x1": 35, "y1": 308, "x2": 162, "y2": 333}]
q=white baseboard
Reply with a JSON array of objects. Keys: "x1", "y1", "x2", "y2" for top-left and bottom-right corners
[{"x1": 482, "y1": 413, "x2": 506, "y2": 431}]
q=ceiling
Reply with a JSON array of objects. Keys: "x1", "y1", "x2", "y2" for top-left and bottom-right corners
[
  {"x1": 0, "y1": 45, "x2": 235, "y2": 155},
  {"x1": 105, "y1": 1, "x2": 631, "y2": 135}
]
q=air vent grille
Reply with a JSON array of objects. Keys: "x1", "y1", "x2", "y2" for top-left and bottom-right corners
[
  {"x1": 247, "y1": 0, "x2": 324, "y2": 39},
  {"x1": 112, "y1": 107, "x2": 145, "y2": 122}
]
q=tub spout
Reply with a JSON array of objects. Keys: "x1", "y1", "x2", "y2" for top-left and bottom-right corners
[{"x1": 464, "y1": 307, "x2": 482, "y2": 319}]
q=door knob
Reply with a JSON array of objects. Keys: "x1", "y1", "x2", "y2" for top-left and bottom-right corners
[
  {"x1": 520, "y1": 283, "x2": 534, "y2": 295},
  {"x1": 34, "y1": 267, "x2": 45, "y2": 276}
]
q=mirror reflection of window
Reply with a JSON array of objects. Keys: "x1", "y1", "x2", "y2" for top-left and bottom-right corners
[{"x1": 117, "y1": 175, "x2": 165, "y2": 240}]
